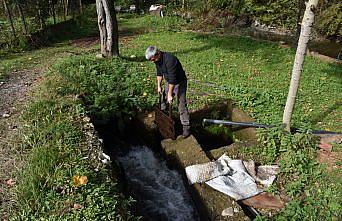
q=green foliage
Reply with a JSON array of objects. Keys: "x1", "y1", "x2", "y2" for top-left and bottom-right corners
[
  {"x1": 255, "y1": 127, "x2": 341, "y2": 220},
  {"x1": 52, "y1": 55, "x2": 156, "y2": 121},
  {"x1": 180, "y1": 0, "x2": 341, "y2": 37},
  {"x1": 316, "y1": 3, "x2": 342, "y2": 37}
]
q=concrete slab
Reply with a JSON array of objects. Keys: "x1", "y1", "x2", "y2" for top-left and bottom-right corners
[
  {"x1": 161, "y1": 135, "x2": 247, "y2": 221},
  {"x1": 228, "y1": 104, "x2": 257, "y2": 141}
]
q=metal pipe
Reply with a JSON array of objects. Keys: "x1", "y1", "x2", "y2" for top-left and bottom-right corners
[
  {"x1": 202, "y1": 119, "x2": 342, "y2": 135},
  {"x1": 202, "y1": 119, "x2": 274, "y2": 128}
]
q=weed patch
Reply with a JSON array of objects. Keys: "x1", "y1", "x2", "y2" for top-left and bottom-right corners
[{"x1": 252, "y1": 127, "x2": 341, "y2": 220}]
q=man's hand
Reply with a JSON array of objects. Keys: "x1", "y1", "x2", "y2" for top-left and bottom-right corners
[
  {"x1": 167, "y1": 94, "x2": 173, "y2": 103},
  {"x1": 167, "y1": 83, "x2": 175, "y2": 103},
  {"x1": 157, "y1": 76, "x2": 163, "y2": 94}
]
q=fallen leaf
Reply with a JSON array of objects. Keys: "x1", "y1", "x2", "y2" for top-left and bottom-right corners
[
  {"x1": 73, "y1": 203, "x2": 83, "y2": 210},
  {"x1": 72, "y1": 175, "x2": 88, "y2": 187},
  {"x1": 6, "y1": 179, "x2": 15, "y2": 187}
]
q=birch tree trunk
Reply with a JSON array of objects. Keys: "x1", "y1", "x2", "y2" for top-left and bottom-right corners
[
  {"x1": 3, "y1": 0, "x2": 17, "y2": 39},
  {"x1": 96, "y1": 0, "x2": 119, "y2": 57},
  {"x1": 16, "y1": 0, "x2": 28, "y2": 35},
  {"x1": 282, "y1": 0, "x2": 319, "y2": 131}
]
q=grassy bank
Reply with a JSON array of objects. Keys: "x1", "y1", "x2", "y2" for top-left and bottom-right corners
[{"x1": 10, "y1": 67, "x2": 138, "y2": 220}]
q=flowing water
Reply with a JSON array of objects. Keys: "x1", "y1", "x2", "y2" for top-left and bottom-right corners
[{"x1": 117, "y1": 145, "x2": 199, "y2": 221}]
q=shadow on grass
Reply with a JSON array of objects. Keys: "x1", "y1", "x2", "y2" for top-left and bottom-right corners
[
  {"x1": 309, "y1": 101, "x2": 342, "y2": 126},
  {"x1": 173, "y1": 33, "x2": 288, "y2": 65},
  {"x1": 325, "y1": 62, "x2": 342, "y2": 83}
]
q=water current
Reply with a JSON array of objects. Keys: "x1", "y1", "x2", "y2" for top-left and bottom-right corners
[{"x1": 117, "y1": 145, "x2": 199, "y2": 221}]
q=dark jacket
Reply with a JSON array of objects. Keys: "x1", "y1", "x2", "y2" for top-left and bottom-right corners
[{"x1": 155, "y1": 52, "x2": 186, "y2": 85}]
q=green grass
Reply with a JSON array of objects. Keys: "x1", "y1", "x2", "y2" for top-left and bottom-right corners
[
  {"x1": 116, "y1": 18, "x2": 341, "y2": 132},
  {"x1": 12, "y1": 72, "x2": 138, "y2": 220}
]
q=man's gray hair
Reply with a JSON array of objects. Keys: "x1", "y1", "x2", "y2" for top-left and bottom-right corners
[{"x1": 145, "y1": 46, "x2": 158, "y2": 60}]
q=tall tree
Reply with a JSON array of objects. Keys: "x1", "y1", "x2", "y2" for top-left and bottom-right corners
[
  {"x1": 3, "y1": 0, "x2": 17, "y2": 39},
  {"x1": 96, "y1": 0, "x2": 119, "y2": 57},
  {"x1": 79, "y1": 0, "x2": 83, "y2": 14},
  {"x1": 282, "y1": 0, "x2": 320, "y2": 131},
  {"x1": 16, "y1": 0, "x2": 28, "y2": 35}
]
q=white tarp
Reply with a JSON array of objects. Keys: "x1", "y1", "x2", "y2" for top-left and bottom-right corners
[{"x1": 185, "y1": 154, "x2": 278, "y2": 200}]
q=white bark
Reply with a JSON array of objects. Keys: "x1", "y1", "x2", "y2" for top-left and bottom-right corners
[{"x1": 282, "y1": 0, "x2": 319, "y2": 131}]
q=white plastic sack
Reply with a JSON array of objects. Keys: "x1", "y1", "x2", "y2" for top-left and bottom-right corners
[{"x1": 185, "y1": 154, "x2": 278, "y2": 201}]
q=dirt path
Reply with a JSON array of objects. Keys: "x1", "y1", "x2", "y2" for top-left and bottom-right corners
[{"x1": 0, "y1": 68, "x2": 42, "y2": 219}]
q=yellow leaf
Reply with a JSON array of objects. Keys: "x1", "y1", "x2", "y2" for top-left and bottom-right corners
[{"x1": 72, "y1": 175, "x2": 88, "y2": 187}]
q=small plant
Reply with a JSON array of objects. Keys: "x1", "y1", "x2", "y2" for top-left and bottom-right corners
[{"x1": 254, "y1": 126, "x2": 341, "y2": 220}]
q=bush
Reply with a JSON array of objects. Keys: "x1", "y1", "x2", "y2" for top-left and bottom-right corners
[
  {"x1": 52, "y1": 55, "x2": 156, "y2": 121},
  {"x1": 316, "y1": 3, "x2": 342, "y2": 38}
]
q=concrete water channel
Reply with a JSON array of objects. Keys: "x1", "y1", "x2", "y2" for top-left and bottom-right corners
[{"x1": 95, "y1": 100, "x2": 273, "y2": 221}]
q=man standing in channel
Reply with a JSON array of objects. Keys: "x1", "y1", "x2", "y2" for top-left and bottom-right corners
[{"x1": 145, "y1": 46, "x2": 190, "y2": 138}]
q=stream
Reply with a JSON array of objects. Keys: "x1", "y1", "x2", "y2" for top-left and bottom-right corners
[{"x1": 117, "y1": 145, "x2": 199, "y2": 221}]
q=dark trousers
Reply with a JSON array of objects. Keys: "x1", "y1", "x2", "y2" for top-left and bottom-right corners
[{"x1": 165, "y1": 80, "x2": 190, "y2": 129}]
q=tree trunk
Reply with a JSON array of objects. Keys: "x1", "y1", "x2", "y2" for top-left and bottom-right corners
[
  {"x1": 16, "y1": 0, "x2": 27, "y2": 35},
  {"x1": 65, "y1": 0, "x2": 69, "y2": 18},
  {"x1": 52, "y1": 1, "x2": 56, "y2": 25},
  {"x1": 79, "y1": 0, "x2": 83, "y2": 14},
  {"x1": 96, "y1": 0, "x2": 119, "y2": 57},
  {"x1": 35, "y1": 0, "x2": 44, "y2": 29},
  {"x1": 3, "y1": 0, "x2": 17, "y2": 39},
  {"x1": 282, "y1": 0, "x2": 319, "y2": 131},
  {"x1": 62, "y1": 0, "x2": 66, "y2": 21},
  {"x1": 135, "y1": 0, "x2": 140, "y2": 14}
]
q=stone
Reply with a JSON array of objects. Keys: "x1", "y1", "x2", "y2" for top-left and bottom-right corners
[
  {"x1": 96, "y1": 54, "x2": 104, "y2": 59},
  {"x1": 2, "y1": 113, "x2": 10, "y2": 118},
  {"x1": 222, "y1": 207, "x2": 234, "y2": 216},
  {"x1": 82, "y1": 116, "x2": 91, "y2": 122}
]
